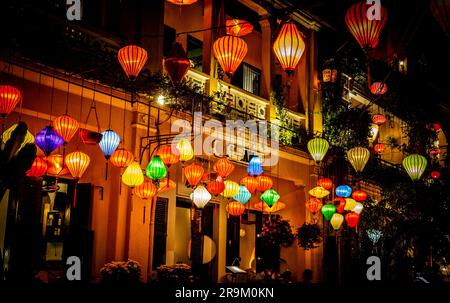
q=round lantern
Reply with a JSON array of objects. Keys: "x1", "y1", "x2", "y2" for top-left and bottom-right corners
[
  {"x1": 344, "y1": 198, "x2": 357, "y2": 211},
  {"x1": 353, "y1": 202, "x2": 364, "y2": 214},
  {"x1": 226, "y1": 201, "x2": 246, "y2": 217},
  {"x1": 402, "y1": 154, "x2": 427, "y2": 181},
  {"x1": 374, "y1": 143, "x2": 385, "y2": 154},
  {"x1": 431, "y1": 170, "x2": 441, "y2": 180},
  {"x1": 336, "y1": 185, "x2": 352, "y2": 198},
  {"x1": 321, "y1": 204, "x2": 336, "y2": 221},
  {"x1": 372, "y1": 114, "x2": 387, "y2": 125},
  {"x1": 167, "y1": 0, "x2": 198, "y2": 5},
  {"x1": 352, "y1": 190, "x2": 367, "y2": 202},
  {"x1": 333, "y1": 197, "x2": 346, "y2": 214},
  {"x1": 345, "y1": 2, "x2": 388, "y2": 49},
  {"x1": 317, "y1": 177, "x2": 333, "y2": 190},
  {"x1": 47, "y1": 154, "x2": 68, "y2": 176},
  {"x1": 79, "y1": 129, "x2": 103, "y2": 145},
  {"x1": 184, "y1": 163, "x2": 204, "y2": 187},
  {"x1": 213, "y1": 35, "x2": 248, "y2": 77},
  {"x1": 330, "y1": 213, "x2": 344, "y2": 230},
  {"x1": 226, "y1": 19, "x2": 253, "y2": 37},
  {"x1": 240, "y1": 176, "x2": 258, "y2": 194},
  {"x1": 221, "y1": 180, "x2": 240, "y2": 198},
  {"x1": 2, "y1": 123, "x2": 35, "y2": 152},
  {"x1": 190, "y1": 185, "x2": 211, "y2": 209},
  {"x1": 53, "y1": 114, "x2": 79, "y2": 143},
  {"x1": 0, "y1": 85, "x2": 22, "y2": 118},
  {"x1": 247, "y1": 155, "x2": 263, "y2": 177},
  {"x1": 233, "y1": 185, "x2": 251, "y2": 205},
  {"x1": 345, "y1": 212, "x2": 360, "y2": 228},
  {"x1": 122, "y1": 161, "x2": 144, "y2": 187},
  {"x1": 347, "y1": 147, "x2": 370, "y2": 173},
  {"x1": 176, "y1": 138, "x2": 194, "y2": 162},
  {"x1": 307, "y1": 138, "x2": 329, "y2": 163},
  {"x1": 256, "y1": 175, "x2": 273, "y2": 192},
  {"x1": 34, "y1": 125, "x2": 64, "y2": 156},
  {"x1": 133, "y1": 181, "x2": 157, "y2": 200},
  {"x1": 206, "y1": 179, "x2": 225, "y2": 196},
  {"x1": 65, "y1": 151, "x2": 90, "y2": 179},
  {"x1": 273, "y1": 20, "x2": 305, "y2": 75},
  {"x1": 118, "y1": 45, "x2": 148, "y2": 79},
  {"x1": 110, "y1": 148, "x2": 134, "y2": 168},
  {"x1": 156, "y1": 145, "x2": 180, "y2": 167},
  {"x1": 370, "y1": 82, "x2": 388, "y2": 95},
  {"x1": 146, "y1": 155, "x2": 167, "y2": 181},
  {"x1": 214, "y1": 157, "x2": 235, "y2": 178},
  {"x1": 306, "y1": 197, "x2": 323, "y2": 214},
  {"x1": 260, "y1": 189, "x2": 280, "y2": 207},
  {"x1": 308, "y1": 186, "x2": 330, "y2": 199},
  {"x1": 164, "y1": 42, "x2": 190, "y2": 84},
  {"x1": 26, "y1": 157, "x2": 47, "y2": 177},
  {"x1": 99, "y1": 129, "x2": 120, "y2": 160}
]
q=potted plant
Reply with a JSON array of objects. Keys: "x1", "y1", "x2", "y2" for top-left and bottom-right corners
[
  {"x1": 296, "y1": 223, "x2": 323, "y2": 250},
  {"x1": 99, "y1": 260, "x2": 141, "y2": 283}
]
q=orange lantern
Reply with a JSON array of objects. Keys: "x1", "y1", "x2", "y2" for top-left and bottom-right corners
[
  {"x1": 273, "y1": 20, "x2": 305, "y2": 75},
  {"x1": 213, "y1": 36, "x2": 248, "y2": 77},
  {"x1": 158, "y1": 178, "x2": 176, "y2": 193},
  {"x1": 317, "y1": 177, "x2": 333, "y2": 190},
  {"x1": 226, "y1": 201, "x2": 246, "y2": 217},
  {"x1": 226, "y1": 19, "x2": 253, "y2": 37},
  {"x1": 254, "y1": 201, "x2": 286, "y2": 213},
  {"x1": 47, "y1": 154, "x2": 69, "y2": 176},
  {"x1": 374, "y1": 143, "x2": 385, "y2": 154},
  {"x1": 110, "y1": 148, "x2": 134, "y2": 168},
  {"x1": 65, "y1": 151, "x2": 90, "y2": 179},
  {"x1": 306, "y1": 197, "x2": 323, "y2": 214},
  {"x1": 118, "y1": 45, "x2": 148, "y2": 79},
  {"x1": 370, "y1": 82, "x2": 388, "y2": 95},
  {"x1": 214, "y1": 157, "x2": 235, "y2": 178},
  {"x1": 256, "y1": 175, "x2": 273, "y2": 192},
  {"x1": 333, "y1": 197, "x2": 346, "y2": 214},
  {"x1": 240, "y1": 176, "x2": 258, "y2": 194},
  {"x1": 164, "y1": 42, "x2": 190, "y2": 84},
  {"x1": 53, "y1": 114, "x2": 79, "y2": 143},
  {"x1": 167, "y1": 0, "x2": 198, "y2": 5},
  {"x1": 0, "y1": 85, "x2": 22, "y2": 118},
  {"x1": 352, "y1": 190, "x2": 367, "y2": 202},
  {"x1": 372, "y1": 114, "x2": 387, "y2": 125},
  {"x1": 345, "y1": 212, "x2": 360, "y2": 228},
  {"x1": 184, "y1": 163, "x2": 204, "y2": 187},
  {"x1": 26, "y1": 157, "x2": 47, "y2": 177},
  {"x1": 156, "y1": 145, "x2": 180, "y2": 167},
  {"x1": 133, "y1": 181, "x2": 157, "y2": 200},
  {"x1": 206, "y1": 179, "x2": 226, "y2": 196}
]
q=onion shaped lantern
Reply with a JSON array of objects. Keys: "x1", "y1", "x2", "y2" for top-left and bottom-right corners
[
  {"x1": 307, "y1": 138, "x2": 329, "y2": 163},
  {"x1": 344, "y1": 198, "x2": 357, "y2": 211},
  {"x1": 374, "y1": 143, "x2": 385, "y2": 154},
  {"x1": 273, "y1": 20, "x2": 305, "y2": 75},
  {"x1": 256, "y1": 175, "x2": 273, "y2": 192},
  {"x1": 347, "y1": 147, "x2": 370, "y2": 173},
  {"x1": 226, "y1": 201, "x2": 246, "y2": 217},
  {"x1": 156, "y1": 145, "x2": 180, "y2": 167},
  {"x1": 330, "y1": 213, "x2": 344, "y2": 230},
  {"x1": 110, "y1": 148, "x2": 134, "y2": 168},
  {"x1": 321, "y1": 204, "x2": 336, "y2": 221},
  {"x1": 2, "y1": 123, "x2": 35, "y2": 152},
  {"x1": 353, "y1": 202, "x2": 364, "y2": 214},
  {"x1": 206, "y1": 179, "x2": 226, "y2": 196},
  {"x1": 47, "y1": 154, "x2": 68, "y2": 176},
  {"x1": 306, "y1": 197, "x2": 323, "y2": 214},
  {"x1": 26, "y1": 157, "x2": 47, "y2": 177},
  {"x1": 65, "y1": 151, "x2": 90, "y2": 179},
  {"x1": 99, "y1": 130, "x2": 120, "y2": 160},
  {"x1": 226, "y1": 19, "x2": 253, "y2": 37},
  {"x1": 133, "y1": 181, "x2": 157, "y2": 200},
  {"x1": 34, "y1": 125, "x2": 64, "y2": 156},
  {"x1": 118, "y1": 45, "x2": 148, "y2": 79},
  {"x1": 352, "y1": 190, "x2": 367, "y2": 202},
  {"x1": 184, "y1": 163, "x2": 204, "y2": 187},
  {"x1": 214, "y1": 157, "x2": 235, "y2": 178},
  {"x1": 372, "y1": 114, "x2": 387, "y2": 125},
  {"x1": 177, "y1": 138, "x2": 194, "y2": 162},
  {"x1": 317, "y1": 177, "x2": 333, "y2": 190},
  {"x1": 164, "y1": 42, "x2": 190, "y2": 84},
  {"x1": 402, "y1": 154, "x2": 427, "y2": 181},
  {"x1": 336, "y1": 185, "x2": 352, "y2": 198},
  {"x1": 333, "y1": 197, "x2": 346, "y2": 214},
  {"x1": 221, "y1": 180, "x2": 240, "y2": 198},
  {"x1": 190, "y1": 185, "x2": 211, "y2": 209},
  {"x1": 213, "y1": 35, "x2": 248, "y2": 77},
  {"x1": 345, "y1": 212, "x2": 360, "y2": 228},
  {"x1": 260, "y1": 189, "x2": 280, "y2": 207},
  {"x1": 0, "y1": 85, "x2": 22, "y2": 118},
  {"x1": 53, "y1": 114, "x2": 79, "y2": 143},
  {"x1": 122, "y1": 162, "x2": 144, "y2": 188},
  {"x1": 247, "y1": 155, "x2": 263, "y2": 176},
  {"x1": 308, "y1": 186, "x2": 330, "y2": 199},
  {"x1": 233, "y1": 185, "x2": 251, "y2": 204},
  {"x1": 146, "y1": 155, "x2": 167, "y2": 181},
  {"x1": 370, "y1": 82, "x2": 388, "y2": 95},
  {"x1": 240, "y1": 176, "x2": 258, "y2": 194}
]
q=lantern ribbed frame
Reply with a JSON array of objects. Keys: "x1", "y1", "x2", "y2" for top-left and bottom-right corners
[
  {"x1": 213, "y1": 36, "x2": 248, "y2": 77},
  {"x1": 118, "y1": 45, "x2": 148, "y2": 79},
  {"x1": 273, "y1": 20, "x2": 305, "y2": 74},
  {"x1": 65, "y1": 150, "x2": 90, "y2": 179},
  {"x1": 0, "y1": 85, "x2": 22, "y2": 118},
  {"x1": 402, "y1": 154, "x2": 427, "y2": 181},
  {"x1": 53, "y1": 114, "x2": 79, "y2": 143},
  {"x1": 347, "y1": 147, "x2": 370, "y2": 173}
]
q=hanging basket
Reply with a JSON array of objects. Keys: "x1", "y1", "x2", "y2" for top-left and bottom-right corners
[{"x1": 79, "y1": 128, "x2": 103, "y2": 145}]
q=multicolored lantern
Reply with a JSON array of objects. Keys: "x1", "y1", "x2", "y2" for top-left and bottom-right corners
[
  {"x1": 65, "y1": 150, "x2": 90, "y2": 179},
  {"x1": 306, "y1": 197, "x2": 323, "y2": 214},
  {"x1": 330, "y1": 213, "x2": 344, "y2": 230},
  {"x1": 34, "y1": 125, "x2": 64, "y2": 156},
  {"x1": 221, "y1": 180, "x2": 240, "y2": 198},
  {"x1": 307, "y1": 138, "x2": 329, "y2": 163},
  {"x1": 226, "y1": 201, "x2": 246, "y2": 216},
  {"x1": 110, "y1": 148, "x2": 134, "y2": 168},
  {"x1": 273, "y1": 20, "x2": 305, "y2": 75},
  {"x1": 26, "y1": 157, "x2": 47, "y2": 177},
  {"x1": 184, "y1": 163, "x2": 204, "y2": 187},
  {"x1": 317, "y1": 177, "x2": 333, "y2": 190},
  {"x1": 336, "y1": 185, "x2": 352, "y2": 198},
  {"x1": 345, "y1": 212, "x2": 360, "y2": 228},
  {"x1": 177, "y1": 138, "x2": 194, "y2": 162},
  {"x1": 133, "y1": 181, "x2": 157, "y2": 200},
  {"x1": 260, "y1": 189, "x2": 280, "y2": 207},
  {"x1": 344, "y1": 198, "x2": 357, "y2": 211},
  {"x1": 372, "y1": 114, "x2": 387, "y2": 125},
  {"x1": 99, "y1": 130, "x2": 120, "y2": 160},
  {"x1": 206, "y1": 179, "x2": 226, "y2": 196},
  {"x1": 374, "y1": 143, "x2": 385, "y2": 154},
  {"x1": 146, "y1": 155, "x2": 167, "y2": 181},
  {"x1": 190, "y1": 185, "x2": 211, "y2": 209},
  {"x1": 256, "y1": 175, "x2": 273, "y2": 192},
  {"x1": 214, "y1": 157, "x2": 235, "y2": 178},
  {"x1": 122, "y1": 161, "x2": 144, "y2": 187},
  {"x1": 333, "y1": 197, "x2": 346, "y2": 214},
  {"x1": 347, "y1": 147, "x2": 370, "y2": 173},
  {"x1": 156, "y1": 145, "x2": 180, "y2": 167},
  {"x1": 370, "y1": 82, "x2": 388, "y2": 95},
  {"x1": 118, "y1": 45, "x2": 148, "y2": 79},
  {"x1": 164, "y1": 42, "x2": 190, "y2": 84},
  {"x1": 226, "y1": 19, "x2": 253, "y2": 37},
  {"x1": 308, "y1": 186, "x2": 330, "y2": 199},
  {"x1": 240, "y1": 176, "x2": 258, "y2": 194},
  {"x1": 321, "y1": 204, "x2": 336, "y2": 221},
  {"x1": 247, "y1": 155, "x2": 263, "y2": 177},
  {"x1": 53, "y1": 114, "x2": 79, "y2": 143},
  {"x1": 402, "y1": 154, "x2": 427, "y2": 181},
  {"x1": 213, "y1": 36, "x2": 248, "y2": 77},
  {"x1": 233, "y1": 185, "x2": 251, "y2": 205},
  {"x1": 352, "y1": 190, "x2": 367, "y2": 202},
  {"x1": 0, "y1": 85, "x2": 22, "y2": 118}
]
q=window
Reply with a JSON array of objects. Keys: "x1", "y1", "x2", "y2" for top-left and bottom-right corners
[
  {"x1": 187, "y1": 35, "x2": 203, "y2": 71},
  {"x1": 231, "y1": 63, "x2": 261, "y2": 96}
]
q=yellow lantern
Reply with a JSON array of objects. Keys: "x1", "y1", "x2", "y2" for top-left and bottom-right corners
[
  {"x1": 65, "y1": 150, "x2": 90, "y2": 179},
  {"x1": 122, "y1": 161, "x2": 144, "y2": 187},
  {"x1": 221, "y1": 180, "x2": 240, "y2": 198},
  {"x1": 330, "y1": 213, "x2": 344, "y2": 230},
  {"x1": 344, "y1": 198, "x2": 357, "y2": 211},
  {"x1": 177, "y1": 138, "x2": 194, "y2": 162},
  {"x1": 308, "y1": 186, "x2": 330, "y2": 199},
  {"x1": 347, "y1": 147, "x2": 370, "y2": 173},
  {"x1": 273, "y1": 20, "x2": 305, "y2": 75},
  {"x1": 353, "y1": 202, "x2": 364, "y2": 214}
]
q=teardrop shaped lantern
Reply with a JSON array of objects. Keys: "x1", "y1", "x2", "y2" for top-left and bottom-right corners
[
  {"x1": 65, "y1": 150, "x2": 90, "y2": 179},
  {"x1": 317, "y1": 177, "x2": 333, "y2": 190},
  {"x1": 34, "y1": 125, "x2": 64, "y2": 156},
  {"x1": 352, "y1": 190, "x2": 367, "y2": 202},
  {"x1": 344, "y1": 198, "x2": 357, "y2": 211},
  {"x1": 330, "y1": 213, "x2": 344, "y2": 230},
  {"x1": 402, "y1": 154, "x2": 427, "y2": 181},
  {"x1": 307, "y1": 138, "x2": 329, "y2": 164},
  {"x1": 260, "y1": 189, "x2": 280, "y2": 207},
  {"x1": 214, "y1": 157, "x2": 235, "y2": 178},
  {"x1": 255, "y1": 175, "x2": 273, "y2": 192},
  {"x1": 176, "y1": 138, "x2": 194, "y2": 162},
  {"x1": 308, "y1": 186, "x2": 330, "y2": 199},
  {"x1": 221, "y1": 180, "x2": 240, "y2": 198},
  {"x1": 118, "y1": 45, "x2": 148, "y2": 79},
  {"x1": 184, "y1": 163, "x2": 204, "y2": 187},
  {"x1": 206, "y1": 179, "x2": 226, "y2": 196},
  {"x1": 273, "y1": 20, "x2": 305, "y2": 75},
  {"x1": 110, "y1": 148, "x2": 134, "y2": 168},
  {"x1": 226, "y1": 201, "x2": 246, "y2": 217},
  {"x1": 122, "y1": 161, "x2": 144, "y2": 188},
  {"x1": 2, "y1": 123, "x2": 35, "y2": 152},
  {"x1": 247, "y1": 155, "x2": 263, "y2": 177},
  {"x1": 146, "y1": 155, "x2": 167, "y2": 181},
  {"x1": 0, "y1": 85, "x2": 22, "y2": 118},
  {"x1": 333, "y1": 197, "x2": 346, "y2": 214},
  {"x1": 370, "y1": 82, "x2": 388, "y2": 95},
  {"x1": 353, "y1": 202, "x2": 364, "y2": 215},
  {"x1": 233, "y1": 185, "x2": 251, "y2": 205},
  {"x1": 26, "y1": 157, "x2": 47, "y2": 177},
  {"x1": 240, "y1": 176, "x2": 258, "y2": 194},
  {"x1": 347, "y1": 147, "x2": 370, "y2": 173},
  {"x1": 321, "y1": 204, "x2": 336, "y2": 221},
  {"x1": 99, "y1": 129, "x2": 120, "y2": 160},
  {"x1": 53, "y1": 114, "x2": 79, "y2": 143},
  {"x1": 306, "y1": 197, "x2": 323, "y2": 214},
  {"x1": 372, "y1": 114, "x2": 387, "y2": 125},
  {"x1": 213, "y1": 35, "x2": 248, "y2": 77},
  {"x1": 133, "y1": 181, "x2": 157, "y2": 200},
  {"x1": 374, "y1": 143, "x2": 385, "y2": 154},
  {"x1": 47, "y1": 154, "x2": 69, "y2": 176},
  {"x1": 345, "y1": 212, "x2": 360, "y2": 228},
  {"x1": 336, "y1": 185, "x2": 352, "y2": 198},
  {"x1": 164, "y1": 42, "x2": 190, "y2": 84},
  {"x1": 156, "y1": 145, "x2": 180, "y2": 167},
  {"x1": 190, "y1": 185, "x2": 211, "y2": 209},
  {"x1": 226, "y1": 19, "x2": 253, "y2": 37},
  {"x1": 345, "y1": 2, "x2": 388, "y2": 50}
]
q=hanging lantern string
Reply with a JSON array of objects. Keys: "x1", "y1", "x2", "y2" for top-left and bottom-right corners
[{"x1": 77, "y1": 80, "x2": 84, "y2": 148}]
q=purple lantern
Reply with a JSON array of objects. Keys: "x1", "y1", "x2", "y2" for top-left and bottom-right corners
[{"x1": 35, "y1": 125, "x2": 64, "y2": 156}]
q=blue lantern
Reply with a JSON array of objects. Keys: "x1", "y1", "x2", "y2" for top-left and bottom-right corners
[
  {"x1": 99, "y1": 129, "x2": 120, "y2": 160},
  {"x1": 335, "y1": 185, "x2": 352, "y2": 198},
  {"x1": 234, "y1": 185, "x2": 251, "y2": 204},
  {"x1": 247, "y1": 155, "x2": 263, "y2": 176},
  {"x1": 34, "y1": 125, "x2": 64, "y2": 156}
]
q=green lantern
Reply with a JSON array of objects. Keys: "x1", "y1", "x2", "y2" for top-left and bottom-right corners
[
  {"x1": 261, "y1": 189, "x2": 280, "y2": 207},
  {"x1": 402, "y1": 154, "x2": 427, "y2": 181},
  {"x1": 307, "y1": 138, "x2": 329, "y2": 163},
  {"x1": 321, "y1": 204, "x2": 336, "y2": 221},
  {"x1": 146, "y1": 155, "x2": 167, "y2": 181}
]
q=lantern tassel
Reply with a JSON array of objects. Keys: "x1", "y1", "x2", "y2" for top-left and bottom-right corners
[
  {"x1": 72, "y1": 181, "x2": 78, "y2": 208},
  {"x1": 105, "y1": 161, "x2": 109, "y2": 180}
]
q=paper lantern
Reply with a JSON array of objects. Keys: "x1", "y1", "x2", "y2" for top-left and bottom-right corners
[
  {"x1": 233, "y1": 185, "x2": 251, "y2": 205},
  {"x1": 206, "y1": 179, "x2": 225, "y2": 196},
  {"x1": 53, "y1": 114, "x2": 79, "y2": 143},
  {"x1": 221, "y1": 180, "x2": 240, "y2": 198},
  {"x1": 402, "y1": 154, "x2": 427, "y2": 181},
  {"x1": 308, "y1": 186, "x2": 330, "y2": 199},
  {"x1": 0, "y1": 85, "x2": 21, "y2": 118},
  {"x1": 226, "y1": 19, "x2": 253, "y2": 37},
  {"x1": 226, "y1": 201, "x2": 246, "y2": 217},
  {"x1": 213, "y1": 35, "x2": 248, "y2": 77},
  {"x1": 347, "y1": 147, "x2": 370, "y2": 173},
  {"x1": 26, "y1": 157, "x2": 47, "y2": 177},
  {"x1": 345, "y1": 2, "x2": 388, "y2": 49},
  {"x1": 256, "y1": 175, "x2": 273, "y2": 192},
  {"x1": 146, "y1": 155, "x2": 167, "y2": 181},
  {"x1": 156, "y1": 145, "x2": 180, "y2": 167},
  {"x1": 353, "y1": 202, "x2": 364, "y2": 214},
  {"x1": 47, "y1": 154, "x2": 68, "y2": 176},
  {"x1": 345, "y1": 212, "x2": 360, "y2": 228},
  {"x1": 190, "y1": 185, "x2": 211, "y2": 209},
  {"x1": 164, "y1": 42, "x2": 190, "y2": 84},
  {"x1": 352, "y1": 190, "x2": 367, "y2": 202},
  {"x1": 254, "y1": 201, "x2": 286, "y2": 213},
  {"x1": 321, "y1": 204, "x2": 336, "y2": 221},
  {"x1": 247, "y1": 155, "x2": 263, "y2": 176},
  {"x1": 344, "y1": 198, "x2": 357, "y2": 211},
  {"x1": 240, "y1": 176, "x2": 258, "y2": 194},
  {"x1": 118, "y1": 45, "x2": 148, "y2": 79},
  {"x1": 2, "y1": 123, "x2": 35, "y2": 152},
  {"x1": 330, "y1": 213, "x2": 344, "y2": 230},
  {"x1": 306, "y1": 197, "x2": 323, "y2": 214},
  {"x1": 273, "y1": 20, "x2": 305, "y2": 75},
  {"x1": 370, "y1": 82, "x2": 388, "y2": 95},
  {"x1": 34, "y1": 126, "x2": 64, "y2": 156},
  {"x1": 133, "y1": 181, "x2": 157, "y2": 200},
  {"x1": 374, "y1": 143, "x2": 385, "y2": 154},
  {"x1": 260, "y1": 189, "x2": 280, "y2": 207},
  {"x1": 99, "y1": 130, "x2": 120, "y2": 160},
  {"x1": 369, "y1": 124, "x2": 379, "y2": 143},
  {"x1": 110, "y1": 148, "x2": 134, "y2": 168},
  {"x1": 79, "y1": 129, "x2": 103, "y2": 145},
  {"x1": 214, "y1": 157, "x2": 235, "y2": 178},
  {"x1": 372, "y1": 114, "x2": 387, "y2": 125},
  {"x1": 158, "y1": 178, "x2": 176, "y2": 193},
  {"x1": 65, "y1": 151, "x2": 90, "y2": 179},
  {"x1": 336, "y1": 185, "x2": 352, "y2": 198},
  {"x1": 122, "y1": 162, "x2": 144, "y2": 187},
  {"x1": 176, "y1": 138, "x2": 194, "y2": 162},
  {"x1": 317, "y1": 177, "x2": 333, "y2": 190},
  {"x1": 167, "y1": 0, "x2": 198, "y2": 5},
  {"x1": 367, "y1": 229, "x2": 383, "y2": 244},
  {"x1": 333, "y1": 197, "x2": 346, "y2": 214},
  {"x1": 307, "y1": 138, "x2": 329, "y2": 163},
  {"x1": 431, "y1": 170, "x2": 441, "y2": 180},
  {"x1": 184, "y1": 163, "x2": 204, "y2": 187}
]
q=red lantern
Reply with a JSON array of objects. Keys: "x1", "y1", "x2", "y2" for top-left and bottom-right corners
[
  {"x1": 133, "y1": 181, "x2": 157, "y2": 200},
  {"x1": 118, "y1": 45, "x2": 148, "y2": 79},
  {"x1": 53, "y1": 114, "x2": 79, "y2": 143},
  {"x1": 156, "y1": 145, "x2": 180, "y2": 167},
  {"x1": 333, "y1": 197, "x2": 346, "y2": 214},
  {"x1": 345, "y1": 2, "x2": 388, "y2": 49},
  {"x1": 374, "y1": 143, "x2": 385, "y2": 154},
  {"x1": 0, "y1": 85, "x2": 22, "y2": 118},
  {"x1": 214, "y1": 157, "x2": 235, "y2": 178},
  {"x1": 317, "y1": 177, "x2": 333, "y2": 190},
  {"x1": 110, "y1": 148, "x2": 134, "y2": 168},
  {"x1": 352, "y1": 190, "x2": 367, "y2": 202},
  {"x1": 306, "y1": 197, "x2": 323, "y2": 214},
  {"x1": 79, "y1": 129, "x2": 102, "y2": 145},
  {"x1": 226, "y1": 201, "x2": 246, "y2": 217},
  {"x1": 26, "y1": 157, "x2": 47, "y2": 177},
  {"x1": 372, "y1": 114, "x2": 387, "y2": 125},
  {"x1": 256, "y1": 175, "x2": 273, "y2": 192},
  {"x1": 206, "y1": 179, "x2": 225, "y2": 196},
  {"x1": 240, "y1": 176, "x2": 258, "y2": 194},
  {"x1": 226, "y1": 19, "x2": 253, "y2": 37},
  {"x1": 273, "y1": 20, "x2": 305, "y2": 75},
  {"x1": 213, "y1": 36, "x2": 248, "y2": 77},
  {"x1": 370, "y1": 82, "x2": 388, "y2": 95},
  {"x1": 164, "y1": 42, "x2": 190, "y2": 84},
  {"x1": 184, "y1": 163, "x2": 204, "y2": 187},
  {"x1": 431, "y1": 170, "x2": 441, "y2": 180},
  {"x1": 345, "y1": 212, "x2": 360, "y2": 228}
]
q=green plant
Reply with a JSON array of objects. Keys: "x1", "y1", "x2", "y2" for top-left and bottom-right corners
[
  {"x1": 296, "y1": 223, "x2": 322, "y2": 250},
  {"x1": 157, "y1": 263, "x2": 193, "y2": 283},
  {"x1": 261, "y1": 215, "x2": 295, "y2": 248}
]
